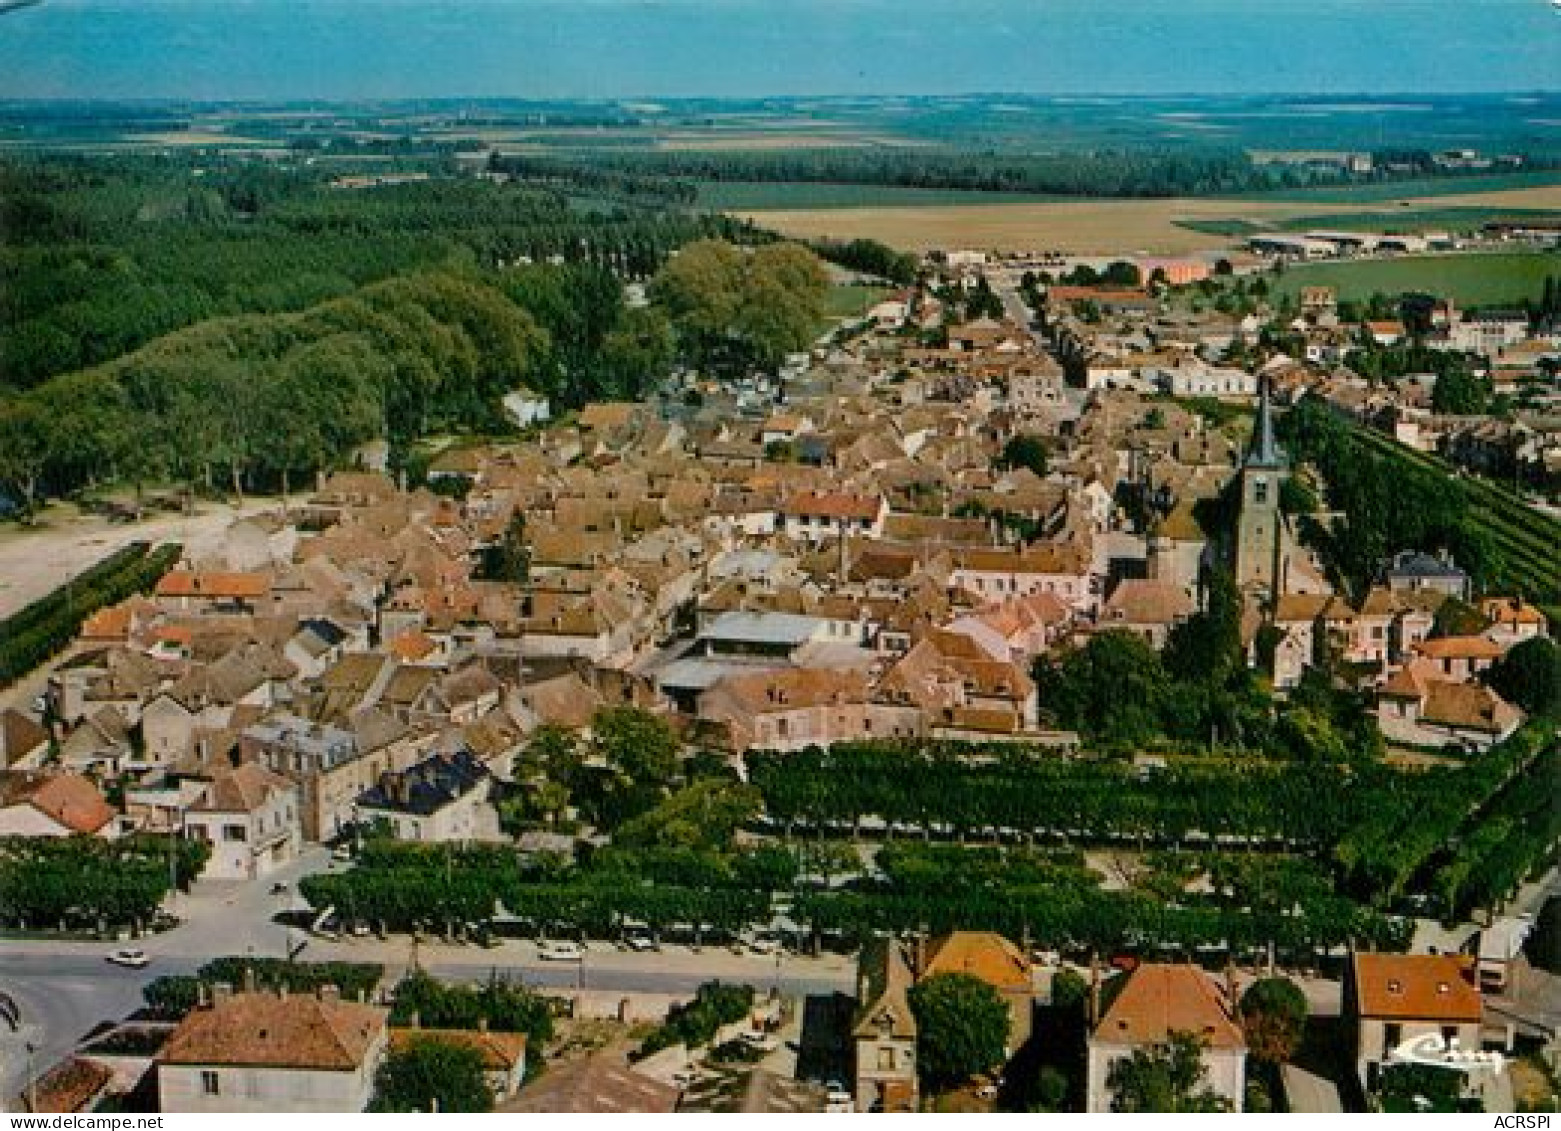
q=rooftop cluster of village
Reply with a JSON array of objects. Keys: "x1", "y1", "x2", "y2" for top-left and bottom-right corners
[{"x1": 2, "y1": 240, "x2": 1558, "y2": 1117}]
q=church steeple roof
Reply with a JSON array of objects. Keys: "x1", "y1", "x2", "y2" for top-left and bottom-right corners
[{"x1": 1245, "y1": 376, "x2": 1284, "y2": 469}]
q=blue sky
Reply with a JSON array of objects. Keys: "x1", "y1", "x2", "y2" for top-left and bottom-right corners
[{"x1": 0, "y1": 0, "x2": 1557, "y2": 101}]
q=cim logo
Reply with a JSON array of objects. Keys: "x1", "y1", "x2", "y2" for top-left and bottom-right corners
[{"x1": 1388, "y1": 1032, "x2": 1506, "y2": 1075}]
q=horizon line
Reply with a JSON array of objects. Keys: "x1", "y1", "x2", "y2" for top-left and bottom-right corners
[{"x1": 2, "y1": 89, "x2": 1560, "y2": 107}]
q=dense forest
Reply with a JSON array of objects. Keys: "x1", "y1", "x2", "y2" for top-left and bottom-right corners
[
  {"x1": 553, "y1": 146, "x2": 1554, "y2": 199},
  {"x1": 0, "y1": 156, "x2": 766, "y2": 393},
  {"x1": 0, "y1": 155, "x2": 840, "y2": 507}
]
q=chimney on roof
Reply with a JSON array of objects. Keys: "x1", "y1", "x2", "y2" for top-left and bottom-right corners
[
  {"x1": 242, "y1": 966, "x2": 257, "y2": 993},
  {"x1": 318, "y1": 984, "x2": 340, "y2": 1003},
  {"x1": 213, "y1": 982, "x2": 235, "y2": 1005}
]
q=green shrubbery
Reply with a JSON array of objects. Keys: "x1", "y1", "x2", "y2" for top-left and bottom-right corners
[
  {"x1": 0, "y1": 541, "x2": 181, "y2": 684},
  {"x1": 0, "y1": 833, "x2": 207, "y2": 930},
  {"x1": 636, "y1": 981, "x2": 754, "y2": 1059}
]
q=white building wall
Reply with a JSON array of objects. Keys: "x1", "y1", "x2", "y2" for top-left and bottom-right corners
[
  {"x1": 1087, "y1": 1042, "x2": 1245, "y2": 1113},
  {"x1": 159, "y1": 1043, "x2": 384, "y2": 1114}
]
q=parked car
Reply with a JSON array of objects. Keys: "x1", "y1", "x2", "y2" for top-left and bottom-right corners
[
  {"x1": 538, "y1": 940, "x2": 584, "y2": 961},
  {"x1": 625, "y1": 933, "x2": 657, "y2": 952},
  {"x1": 106, "y1": 948, "x2": 150, "y2": 969},
  {"x1": 331, "y1": 845, "x2": 353, "y2": 862},
  {"x1": 747, "y1": 936, "x2": 782, "y2": 956}
]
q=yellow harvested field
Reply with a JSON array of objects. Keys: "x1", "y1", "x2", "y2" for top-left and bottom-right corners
[
  {"x1": 740, "y1": 186, "x2": 1561, "y2": 254},
  {"x1": 1394, "y1": 185, "x2": 1561, "y2": 209},
  {"x1": 737, "y1": 198, "x2": 1359, "y2": 254},
  {"x1": 128, "y1": 131, "x2": 271, "y2": 146},
  {"x1": 655, "y1": 132, "x2": 926, "y2": 151}
]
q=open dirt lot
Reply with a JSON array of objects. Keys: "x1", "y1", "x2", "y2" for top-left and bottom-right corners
[
  {"x1": 0, "y1": 499, "x2": 273, "y2": 621},
  {"x1": 740, "y1": 185, "x2": 1561, "y2": 254}
]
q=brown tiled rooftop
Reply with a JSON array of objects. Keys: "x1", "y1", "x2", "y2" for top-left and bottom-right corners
[{"x1": 1351, "y1": 953, "x2": 1481, "y2": 1022}]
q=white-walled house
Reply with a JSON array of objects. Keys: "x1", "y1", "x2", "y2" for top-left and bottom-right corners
[
  {"x1": 353, "y1": 748, "x2": 492, "y2": 842},
  {"x1": 1086, "y1": 964, "x2": 1247, "y2": 1113},
  {"x1": 158, "y1": 989, "x2": 389, "y2": 1114},
  {"x1": 1344, "y1": 953, "x2": 1484, "y2": 1098},
  {"x1": 183, "y1": 764, "x2": 301, "y2": 881}
]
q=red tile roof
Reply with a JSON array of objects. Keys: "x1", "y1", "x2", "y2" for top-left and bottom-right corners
[
  {"x1": 1, "y1": 772, "x2": 116, "y2": 835},
  {"x1": 1351, "y1": 954, "x2": 1481, "y2": 1023},
  {"x1": 922, "y1": 931, "x2": 1031, "y2": 992},
  {"x1": 156, "y1": 571, "x2": 270, "y2": 600},
  {"x1": 160, "y1": 992, "x2": 387, "y2": 1071},
  {"x1": 782, "y1": 491, "x2": 883, "y2": 522},
  {"x1": 1095, "y1": 964, "x2": 1245, "y2": 1050}
]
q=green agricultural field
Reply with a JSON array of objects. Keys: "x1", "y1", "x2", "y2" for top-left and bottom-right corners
[
  {"x1": 1268, "y1": 207, "x2": 1561, "y2": 233},
  {"x1": 1176, "y1": 218, "x2": 1264, "y2": 237},
  {"x1": 1236, "y1": 169, "x2": 1561, "y2": 204},
  {"x1": 823, "y1": 283, "x2": 892, "y2": 320},
  {"x1": 1180, "y1": 207, "x2": 1561, "y2": 238},
  {"x1": 1272, "y1": 251, "x2": 1561, "y2": 306}
]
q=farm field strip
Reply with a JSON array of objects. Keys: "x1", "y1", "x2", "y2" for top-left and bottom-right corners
[
  {"x1": 1272, "y1": 250, "x2": 1561, "y2": 306},
  {"x1": 735, "y1": 185, "x2": 1561, "y2": 254}
]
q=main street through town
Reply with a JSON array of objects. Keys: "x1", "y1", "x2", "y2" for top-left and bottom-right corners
[
  {"x1": 3, "y1": 833, "x2": 1553, "y2": 1105},
  {"x1": 0, "y1": 846, "x2": 856, "y2": 1101}
]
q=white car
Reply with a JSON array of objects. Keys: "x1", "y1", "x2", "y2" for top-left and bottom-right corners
[
  {"x1": 538, "y1": 940, "x2": 584, "y2": 961},
  {"x1": 106, "y1": 948, "x2": 150, "y2": 969},
  {"x1": 624, "y1": 934, "x2": 657, "y2": 952},
  {"x1": 747, "y1": 936, "x2": 782, "y2": 956}
]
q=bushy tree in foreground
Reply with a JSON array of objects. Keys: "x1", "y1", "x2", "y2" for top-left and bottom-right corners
[
  {"x1": 371, "y1": 1036, "x2": 492, "y2": 1113},
  {"x1": 1106, "y1": 1031, "x2": 1230, "y2": 1113},
  {"x1": 908, "y1": 972, "x2": 1011, "y2": 1090}
]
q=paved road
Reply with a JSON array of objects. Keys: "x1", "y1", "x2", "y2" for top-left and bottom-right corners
[
  {"x1": 0, "y1": 954, "x2": 176, "y2": 1105},
  {"x1": 0, "y1": 838, "x2": 856, "y2": 1098}
]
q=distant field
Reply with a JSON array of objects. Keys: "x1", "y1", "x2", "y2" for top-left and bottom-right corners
[
  {"x1": 655, "y1": 133, "x2": 926, "y2": 151},
  {"x1": 1267, "y1": 206, "x2": 1561, "y2": 232},
  {"x1": 1179, "y1": 205, "x2": 1561, "y2": 238},
  {"x1": 1238, "y1": 169, "x2": 1561, "y2": 204},
  {"x1": 698, "y1": 181, "x2": 1070, "y2": 210},
  {"x1": 1272, "y1": 251, "x2": 1561, "y2": 306},
  {"x1": 742, "y1": 185, "x2": 1561, "y2": 255},
  {"x1": 740, "y1": 198, "x2": 1369, "y2": 254}
]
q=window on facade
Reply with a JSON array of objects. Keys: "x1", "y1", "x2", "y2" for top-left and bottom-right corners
[
  {"x1": 877, "y1": 1048, "x2": 896, "y2": 1071},
  {"x1": 1254, "y1": 478, "x2": 1269, "y2": 505},
  {"x1": 201, "y1": 1071, "x2": 220, "y2": 1096},
  {"x1": 224, "y1": 825, "x2": 247, "y2": 842}
]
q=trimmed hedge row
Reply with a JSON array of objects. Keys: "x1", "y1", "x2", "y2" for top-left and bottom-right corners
[
  {"x1": 0, "y1": 541, "x2": 183, "y2": 685},
  {"x1": 0, "y1": 834, "x2": 209, "y2": 930}
]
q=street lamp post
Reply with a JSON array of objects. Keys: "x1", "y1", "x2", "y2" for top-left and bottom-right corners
[{"x1": 24, "y1": 1040, "x2": 37, "y2": 1113}]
